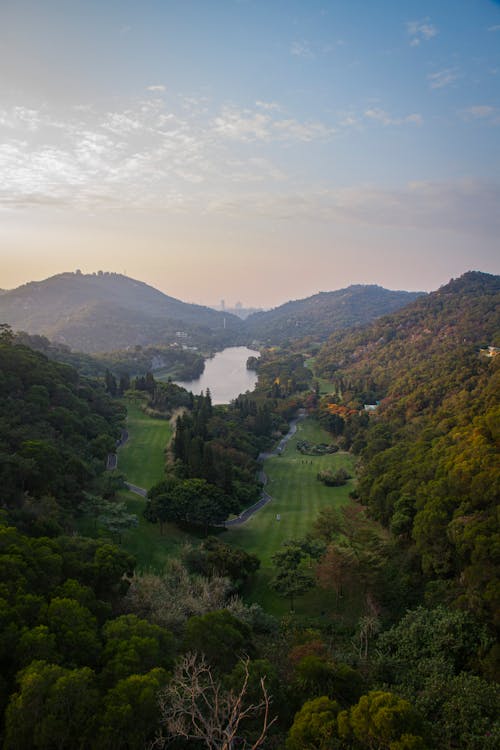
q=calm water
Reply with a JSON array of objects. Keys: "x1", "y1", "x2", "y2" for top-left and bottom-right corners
[{"x1": 174, "y1": 346, "x2": 259, "y2": 404}]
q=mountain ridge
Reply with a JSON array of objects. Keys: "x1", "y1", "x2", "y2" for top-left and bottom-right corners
[
  {"x1": 0, "y1": 271, "x2": 243, "y2": 353},
  {"x1": 245, "y1": 283, "x2": 425, "y2": 343}
]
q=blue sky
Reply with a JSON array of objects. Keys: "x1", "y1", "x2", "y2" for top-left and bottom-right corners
[{"x1": 1, "y1": 0, "x2": 499, "y2": 306}]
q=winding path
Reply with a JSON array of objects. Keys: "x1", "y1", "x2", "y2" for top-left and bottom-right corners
[
  {"x1": 224, "y1": 409, "x2": 306, "y2": 526},
  {"x1": 108, "y1": 412, "x2": 306, "y2": 525}
]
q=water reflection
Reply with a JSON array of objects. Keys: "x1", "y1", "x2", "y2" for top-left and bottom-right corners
[{"x1": 174, "y1": 346, "x2": 259, "y2": 404}]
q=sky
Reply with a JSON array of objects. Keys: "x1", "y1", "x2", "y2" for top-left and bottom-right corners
[{"x1": 1, "y1": 0, "x2": 499, "y2": 308}]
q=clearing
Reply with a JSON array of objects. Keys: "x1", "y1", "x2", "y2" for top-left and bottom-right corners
[
  {"x1": 223, "y1": 417, "x2": 355, "y2": 616},
  {"x1": 118, "y1": 399, "x2": 172, "y2": 490}
]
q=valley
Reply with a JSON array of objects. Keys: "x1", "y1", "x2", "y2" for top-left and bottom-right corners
[{"x1": 0, "y1": 270, "x2": 498, "y2": 749}]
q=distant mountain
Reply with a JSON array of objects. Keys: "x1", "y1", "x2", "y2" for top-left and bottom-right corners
[
  {"x1": 245, "y1": 285, "x2": 425, "y2": 344},
  {"x1": 0, "y1": 271, "x2": 243, "y2": 353}
]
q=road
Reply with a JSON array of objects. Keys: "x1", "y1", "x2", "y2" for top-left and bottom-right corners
[
  {"x1": 224, "y1": 409, "x2": 306, "y2": 526},
  {"x1": 107, "y1": 412, "x2": 307, "y2": 524}
]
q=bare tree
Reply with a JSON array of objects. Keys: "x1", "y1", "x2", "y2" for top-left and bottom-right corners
[{"x1": 154, "y1": 653, "x2": 276, "y2": 750}]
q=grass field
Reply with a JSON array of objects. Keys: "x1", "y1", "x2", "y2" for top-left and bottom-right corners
[
  {"x1": 109, "y1": 402, "x2": 358, "y2": 616},
  {"x1": 118, "y1": 399, "x2": 173, "y2": 490},
  {"x1": 119, "y1": 490, "x2": 196, "y2": 572},
  {"x1": 223, "y1": 417, "x2": 355, "y2": 616},
  {"x1": 305, "y1": 357, "x2": 337, "y2": 395}
]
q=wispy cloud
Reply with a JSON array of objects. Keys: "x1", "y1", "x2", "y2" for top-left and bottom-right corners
[
  {"x1": 212, "y1": 105, "x2": 334, "y2": 142},
  {"x1": 406, "y1": 19, "x2": 438, "y2": 46},
  {"x1": 290, "y1": 40, "x2": 315, "y2": 59},
  {"x1": 364, "y1": 108, "x2": 423, "y2": 126},
  {"x1": 255, "y1": 100, "x2": 280, "y2": 111},
  {"x1": 428, "y1": 67, "x2": 459, "y2": 89},
  {"x1": 146, "y1": 84, "x2": 166, "y2": 93},
  {"x1": 461, "y1": 105, "x2": 500, "y2": 124},
  {"x1": 488, "y1": 24, "x2": 500, "y2": 32},
  {"x1": 0, "y1": 96, "x2": 334, "y2": 212},
  {"x1": 207, "y1": 179, "x2": 500, "y2": 236}
]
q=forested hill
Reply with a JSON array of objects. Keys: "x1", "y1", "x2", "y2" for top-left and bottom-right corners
[
  {"x1": 0, "y1": 271, "x2": 243, "y2": 353},
  {"x1": 245, "y1": 285, "x2": 424, "y2": 344},
  {"x1": 315, "y1": 271, "x2": 500, "y2": 404},
  {"x1": 314, "y1": 271, "x2": 500, "y2": 652}
]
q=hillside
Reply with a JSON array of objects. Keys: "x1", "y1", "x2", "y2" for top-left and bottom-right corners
[
  {"x1": 314, "y1": 271, "x2": 500, "y2": 643},
  {"x1": 0, "y1": 271, "x2": 243, "y2": 353},
  {"x1": 245, "y1": 284, "x2": 424, "y2": 344},
  {"x1": 315, "y1": 271, "x2": 500, "y2": 406}
]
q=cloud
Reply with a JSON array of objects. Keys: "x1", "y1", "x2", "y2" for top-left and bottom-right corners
[
  {"x1": 290, "y1": 40, "x2": 314, "y2": 59},
  {"x1": 212, "y1": 107, "x2": 271, "y2": 141},
  {"x1": 406, "y1": 19, "x2": 438, "y2": 46},
  {"x1": 146, "y1": 84, "x2": 166, "y2": 93},
  {"x1": 2, "y1": 96, "x2": 332, "y2": 212},
  {"x1": 0, "y1": 99, "x2": 216, "y2": 212},
  {"x1": 461, "y1": 105, "x2": 500, "y2": 124},
  {"x1": 255, "y1": 100, "x2": 280, "y2": 111},
  {"x1": 212, "y1": 105, "x2": 334, "y2": 142},
  {"x1": 364, "y1": 108, "x2": 423, "y2": 126},
  {"x1": 206, "y1": 179, "x2": 500, "y2": 237},
  {"x1": 428, "y1": 68, "x2": 459, "y2": 89},
  {"x1": 488, "y1": 24, "x2": 500, "y2": 32}
]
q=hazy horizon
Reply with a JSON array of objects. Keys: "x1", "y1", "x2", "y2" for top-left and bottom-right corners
[
  {"x1": 2, "y1": 1, "x2": 500, "y2": 307},
  {"x1": 0, "y1": 265, "x2": 477, "y2": 312}
]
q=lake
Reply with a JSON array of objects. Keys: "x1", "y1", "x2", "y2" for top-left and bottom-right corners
[{"x1": 174, "y1": 346, "x2": 259, "y2": 404}]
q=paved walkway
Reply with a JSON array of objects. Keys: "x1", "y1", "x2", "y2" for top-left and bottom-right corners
[
  {"x1": 124, "y1": 482, "x2": 147, "y2": 497},
  {"x1": 107, "y1": 412, "x2": 307, "y2": 523},
  {"x1": 225, "y1": 409, "x2": 306, "y2": 526}
]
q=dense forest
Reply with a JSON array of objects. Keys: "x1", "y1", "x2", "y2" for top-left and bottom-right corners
[
  {"x1": 13, "y1": 331, "x2": 205, "y2": 381},
  {"x1": 245, "y1": 285, "x2": 424, "y2": 344},
  {"x1": 314, "y1": 271, "x2": 500, "y2": 659},
  {"x1": 0, "y1": 272, "x2": 243, "y2": 353},
  {"x1": 0, "y1": 271, "x2": 499, "y2": 748}
]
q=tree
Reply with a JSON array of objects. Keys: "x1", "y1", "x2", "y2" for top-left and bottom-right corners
[
  {"x1": 374, "y1": 605, "x2": 488, "y2": 692},
  {"x1": 270, "y1": 539, "x2": 323, "y2": 611},
  {"x1": 156, "y1": 653, "x2": 276, "y2": 750},
  {"x1": 337, "y1": 691, "x2": 427, "y2": 750},
  {"x1": 105, "y1": 369, "x2": 117, "y2": 396},
  {"x1": 97, "y1": 668, "x2": 168, "y2": 749},
  {"x1": 147, "y1": 478, "x2": 234, "y2": 534},
  {"x1": 101, "y1": 614, "x2": 174, "y2": 685},
  {"x1": 145, "y1": 477, "x2": 181, "y2": 534},
  {"x1": 183, "y1": 609, "x2": 252, "y2": 674},
  {"x1": 4, "y1": 661, "x2": 99, "y2": 750},
  {"x1": 286, "y1": 695, "x2": 340, "y2": 750},
  {"x1": 292, "y1": 655, "x2": 364, "y2": 708},
  {"x1": 43, "y1": 597, "x2": 101, "y2": 667},
  {"x1": 98, "y1": 501, "x2": 138, "y2": 544},
  {"x1": 184, "y1": 537, "x2": 260, "y2": 588}
]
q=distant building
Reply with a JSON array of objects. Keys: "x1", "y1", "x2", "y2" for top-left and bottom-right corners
[{"x1": 480, "y1": 346, "x2": 500, "y2": 358}]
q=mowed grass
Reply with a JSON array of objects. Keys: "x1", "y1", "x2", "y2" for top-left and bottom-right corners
[
  {"x1": 305, "y1": 357, "x2": 337, "y2": 395},
  {"x1": 77, "y1": 489, "x2": 191, "y2": 572},
  {"x1": 118, "y1": 399, "x2": 172, "y2": 490},
  {"x1": 119, "y1": 490, "x2": 195, "y2": 572},
  {"x1": 223, "y1": 417, "x2": 355, "y2": 617}
]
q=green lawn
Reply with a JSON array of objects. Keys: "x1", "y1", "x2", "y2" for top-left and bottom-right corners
[
  {"x1": 119, "y1": 490, "x2": 195, "y2": 572},
  {"x1": 118, "y1": 399, "x2": 172, "y2": 490},
  {"x1": 223, "y1": 417, "x2": 355, "y2": 616},
  {"x1": 108, "y1": 402, "x2": 358, "y2": 614},
  {"x1": 305, "y1": 357, "x2": 337, "y2": 395}
]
